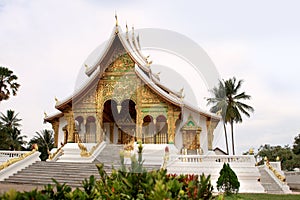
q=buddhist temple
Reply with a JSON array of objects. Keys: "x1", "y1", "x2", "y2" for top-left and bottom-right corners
[
  {"x1": 1, "y1": 19, "x2": 278, "y2": 194},
  {"x1": 44, "y1": 19, "x2": 220, "y2": 155}
]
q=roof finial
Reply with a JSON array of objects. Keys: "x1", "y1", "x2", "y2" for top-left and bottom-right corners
[
  {"x1": 126, "y1": 22, "x2": 128, "y2": 33},
  {"x1": 44, "y1": 111, "x2": 48, "y2": 118},
  {"x1": 115, "y1": 11, "x2": 118, "y2": 26},
  {"x1": 84, "y1": 64, "x2": 89, "y2": 71},
  {"x1": 179, "y1": 88, "x2": 185, "y2": 100},
  {"x1": 132, "y1": 25, "x2": 135, "y2": 42},
  {"x1": 55, "y1": 97, "x2": 58, "y2": 104},
  {"x1": 136, "y1": 34, "x2": 141, "y2": 50}
]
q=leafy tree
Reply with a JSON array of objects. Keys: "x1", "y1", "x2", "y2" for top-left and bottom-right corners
[
  {"x1": 0, "y1": 66, "x2": 20, "y2": 102},
  {"x1": 207, "y1": 80, "x2": 229, "y2": 154},
  {"x1": 0, "y1": 127, "x2": 11, "y2": 150},
  {"x1": 217, "y1": 163, "x2": 240, "y2": 195},
  {"x1": 28, "y1": 129, "x2": 54, "y2": 161},
  {"x1": 207, "y1": 77, "x2": 254, "y2": 155},
  {"x1": 0, "y1": 110, "x2": 26, "y2": 150},
  {"x1": 293, "y1": 134, "x2": 300, "y2": 155},
  {"x1": 257, "y1": 144, "x2": 297, "y2": 171},
  {"x1": 0, "y1": 109, "x2": 21, "y2": 129},
  {"x1": 9, "y1": 127, "x2": 27, "y2": 150},
  {"x1": 224, "y1": 77, "x2": 254, "y2": 155}
]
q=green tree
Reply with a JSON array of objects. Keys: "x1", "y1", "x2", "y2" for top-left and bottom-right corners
[
  {"x1": 207, "y1": 80, "x2": 229, "y2": 154},
  {"x1": 257, "y1": 144, "x2": 297, "y2": 171},
  {"x1": 224, "y1": 77, "x2": 254, "y2": 155},
  {"x1": 0, "y1": 66, "x2": 20, "y2": 102},
  {"x1": 217, "y1": 163, "x2": 240, "y2": 195},
  {"x1": 0, "y1": 109, "x2": 21, "y2": 129},
  {"x1": 207, "y1": 77, "x2": 254, "y2": 155},
  {"x1": 0, "y1": 110, "x2": 26, "y2": 150},
  {"x1": 0, "y1": 127, "x2": 11, "y2": 150},
  {"x1": 28, "y1": 129, "x2": 54, "y2": 161},
  {"x1": 293, "y1": 134, "x2": 300, "y2": 155}
]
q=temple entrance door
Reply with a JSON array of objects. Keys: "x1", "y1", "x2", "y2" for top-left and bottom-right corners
[
  {"x1": 103, "y1": 100, "x2": 118, "y2": 143},
  {"x1": 102, "y1": 99, "x2": 136, "y2": 144},
  {"x1": 117, "y1": 99, "x2": 136, "y2": 144}
]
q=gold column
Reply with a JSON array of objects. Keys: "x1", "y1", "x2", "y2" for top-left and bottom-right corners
[
  {"x1": 51, "y1": 119, "x2": 59, "y2": 147},
  {"x1": 65, "y1": 111, "x2": 75, "y2": 143},
  {"x1": 96, "y1": 83, "x2": 104, "y2": 143},
  {"x1": 136, "y1": 109, "x2": 143, "y2": 142},
  {"x1": 135, "y1": 82, "x2": 142, "y2": 142},
  {"x1": 96, "y1": 112, "x2": 102, "y2": 143},
  {"x1": 206, "y1": 118, "x2": 218, "y2": 150},
  {"x1": 167, "y1": 107, "x2": 180, "y2": 144}
]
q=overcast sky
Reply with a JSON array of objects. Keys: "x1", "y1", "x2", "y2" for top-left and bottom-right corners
[{"x1": 0, "y1": 0, "x2": 299, "y2": 154}]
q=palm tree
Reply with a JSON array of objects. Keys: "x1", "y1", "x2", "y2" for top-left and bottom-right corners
[
  {"x1": 225, "y1": 77, "x2": 254, "y2": 155},
  {"x1": 0, "y1": 66, "x2": 20, "y2": 102},
  {"x1": 207, "y1": 80, "x2": 229, "y2": 154},
  {"x1": 0, "y1": 110, "x2": 21, "y2": 129},
  {"x1": 28, "y1": 130, "x2": 54, "y2": 161},
  {"x1": 207, "y1": 77, "x2": 254, "y2": 155},
  {"x1": 0, "y1": 110, "x2": 26, "y2": 150},
  {"x1": 0, "y1": 127, "x2": 11, "y2": 150},
  {"x1": 9, "y1": 127, "x2": 27, "y2": 150}
]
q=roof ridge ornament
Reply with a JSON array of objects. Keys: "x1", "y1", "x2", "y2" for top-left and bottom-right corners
[
  {"x1": 55, "y1": 97, "x2": 59, "y2": 104},
  {"x1": 179, "y1": 87, "x2": 185, "y2": 100},
  {"x1": 115, "y1": 12, "x2": 118, "y2": 27},
  {"x1": 136, "y1": 34, "x2": 141, "y2": 50},
  {"x1": 115, "y1": 12, "x2": 119, "y2": 34},
  {"x1": 84, "y1": 64, "x2": 89, "y2": 71},
  {"x1": 132, "y1": 25, "x2": 135, "y2": 41}
]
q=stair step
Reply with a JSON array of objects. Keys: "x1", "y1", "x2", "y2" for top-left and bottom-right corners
[{"x1": 1, "y1": 144, "x2": 160, "y2": 188}]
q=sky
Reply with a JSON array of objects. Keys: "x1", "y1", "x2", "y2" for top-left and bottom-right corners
[{"x1": 0, "y1": 0, "x2": 300, "y2": 154}]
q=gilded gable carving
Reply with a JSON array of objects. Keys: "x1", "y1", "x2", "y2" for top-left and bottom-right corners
[{"x1": 141, "y1": 86, "x2": 161, "y2": 104}]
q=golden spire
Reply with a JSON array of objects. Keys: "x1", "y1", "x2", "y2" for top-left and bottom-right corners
[
  {"x1": 115, "y1": 11, "x2": 118, "y2": 26},
  {"x1": 55, "y1": 97, "x2": 58, "y2": 104},
  {"x1": 44, "y1": 112, "x2": 48, "y2": 118}
]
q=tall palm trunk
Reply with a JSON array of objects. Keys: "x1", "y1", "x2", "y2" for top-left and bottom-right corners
[
  {"x1": 230, "y1": 120, "x2": 235, "y2": 155},
  {"x1": 223, "y1": 123, "x2": 229, "y2": 155}
]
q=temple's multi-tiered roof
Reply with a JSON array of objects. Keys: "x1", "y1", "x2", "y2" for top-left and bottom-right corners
[{"x1": 45, "y1": 23, "x2": 219, "y2": 122}]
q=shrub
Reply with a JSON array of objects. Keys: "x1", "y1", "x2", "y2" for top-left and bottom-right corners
[
  {"x1": 217, "y1": 163, "x2": 240, "y2": 195},
  {"x1": 0, "y1": 146, "x2": 214, "y2": 199}
]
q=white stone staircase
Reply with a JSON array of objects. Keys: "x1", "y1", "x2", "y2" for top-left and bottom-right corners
[
  {"x1": 258, "y1": 165, "x2": 292, "y2": 194},
  {"x1": 166, "y1": 154, "x2": 265, "y2": 193},
  {"x1": 1, "y1": 161, "x2": 106, "y2": 187}
]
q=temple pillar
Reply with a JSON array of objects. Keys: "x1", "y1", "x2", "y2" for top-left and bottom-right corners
[
  {"x1": 96, "y1": 113, "x2": 102, "y2": 143},
  {"x1": 136, "y1": 106, "x2": 143, "y2": 142},
  {"x1": 206, "y1": 118, "x2": 218, "y2": 151},
  {"x1": 65, "y1": 111, "x2": 76, "y2": 143},
  {"x1": 51, "y1": 119, "x2": 59, "y2": 147},
  {"x1": 96, "y1": 83, "x2": 104, "y2": 143},
  {"x1": 110, "y1": 123, "x2": 114, "y2": 143},
  {"x1": 167, "y1": 107, "x2": 180, "y2": 144}
]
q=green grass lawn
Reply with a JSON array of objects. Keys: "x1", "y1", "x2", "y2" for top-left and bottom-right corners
[{"x1": 220, "y1": 193, "x2": 300, "y2": 200}]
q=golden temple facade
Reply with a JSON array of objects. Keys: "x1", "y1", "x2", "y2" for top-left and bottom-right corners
[{"x1": 45, "y1": 22, "x2": 220, "y2": 154}]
